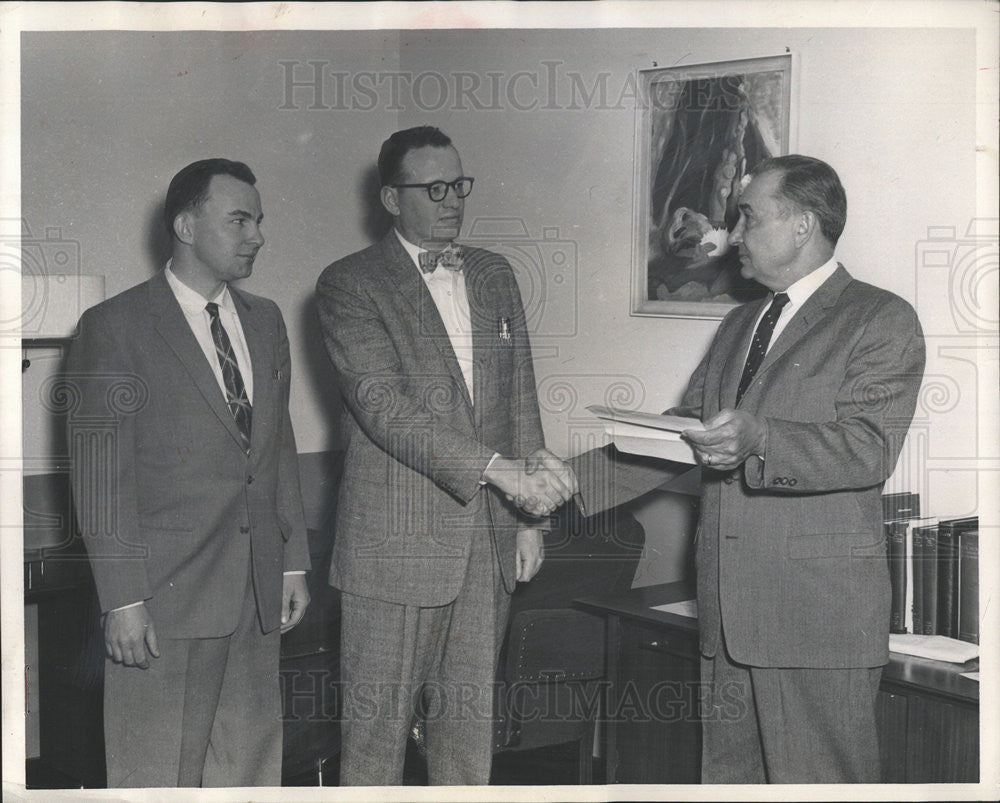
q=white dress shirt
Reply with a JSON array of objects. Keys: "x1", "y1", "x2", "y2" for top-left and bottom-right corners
[
  {"x1": 394, "y1": 229, "x2": 475, "y2": 404},
  {"x1": 165, "y1": 263, "x2": 254, "y2": 404},
  {"x1": 393, "y1": 230, "x2": 510, "y2": 485},
  {"x1": 747, "y1": 257, "x2": 839, "y2": 361}
]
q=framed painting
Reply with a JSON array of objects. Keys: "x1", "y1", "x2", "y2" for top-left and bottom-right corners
[{"x1": 631, "y1": 54, "x2": 792, "y2": 318}]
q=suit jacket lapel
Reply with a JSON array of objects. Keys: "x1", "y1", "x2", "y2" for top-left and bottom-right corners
[
  {"x1": 147, "y1": 272, "x2": 247, "y2": 449},
  {"x1": 741, "y1": 265, "x2": 853, "y2": 404},
  {"x1": 378, "y1": 233, "x2": 474, "y2": 412}
]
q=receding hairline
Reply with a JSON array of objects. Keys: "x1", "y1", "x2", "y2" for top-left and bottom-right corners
[
  {"x1": 396, "y1": 143, "x2": 461, "y2": 183},
  {"x1": 742, "y1": 168, "x2": 798, "y2": 217}
]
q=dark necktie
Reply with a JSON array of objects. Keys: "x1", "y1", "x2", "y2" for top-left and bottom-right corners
[
  {"x1": 205, "y1": 302, "x2": 252, "y2": 449},
  {"x1": 418, "y1": 244, "x2": 464, "y2": 274},
  {"x1": 736, "y1": 292, "x2": 790, "y2": 405}
]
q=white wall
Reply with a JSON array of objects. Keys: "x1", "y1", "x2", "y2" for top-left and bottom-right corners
[
  {"x1": 21, "y1": 27, "x2": 990, "y2": 581},
  {"x1": 21, "y1": 31, "x2": 402, "y2": 463}
]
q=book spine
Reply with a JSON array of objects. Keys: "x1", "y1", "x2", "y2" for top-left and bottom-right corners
[
  {"x1": 886, "y1": 520, "x2": 908, "y2": 633},
  {"x1": 958, "y1": 531, "x2": 979, "y2": 644},
  {"x1": 882, "y1": 491, "x2": 919, "y2": 521},
  {"x1": 911, "y1": 526, "x2": 923, "y2": 634},
  {"x1": 936, "y1": 522, "x2": 959, "y2": 638},
  {"x1": 919, "y1": 525, "x2": 939, "y2": 635}
]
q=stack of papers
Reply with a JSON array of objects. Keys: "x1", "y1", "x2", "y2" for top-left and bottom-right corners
[
  {"x1": 888, "y1": 634, "x2": 979, "y2": 663},
  {"x1": 587, "y1": 405, "x2": 703, "y2": 465}
]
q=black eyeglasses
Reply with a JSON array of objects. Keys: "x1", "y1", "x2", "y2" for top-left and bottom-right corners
[{"x1": 392, "y1": 176, "x2": 474, "y2": 202}]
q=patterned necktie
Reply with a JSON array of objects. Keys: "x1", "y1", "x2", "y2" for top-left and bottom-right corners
[
  {"x1": 736, "y1": 292, "x2": 790, "y2": 405},
  {"x1": 205, "y1": 302, "x2": 252, "y2": 449},
  {"x1": 418, "y1": 244, "x2": 464, "y2": 274}
]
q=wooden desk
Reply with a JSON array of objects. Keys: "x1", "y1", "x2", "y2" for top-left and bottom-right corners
[{"x1": 576, "y1": 581, "x2": 980, "y2": 784}]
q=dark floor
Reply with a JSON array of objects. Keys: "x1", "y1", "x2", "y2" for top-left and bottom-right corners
[{"x1": 29, "y1": 738, "x2": 601, "y2": 789}]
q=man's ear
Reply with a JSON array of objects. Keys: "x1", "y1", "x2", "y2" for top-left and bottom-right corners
[
  {"x1": 380, "y1": 185, "x2": 400, "y2": 217},
  {"x1": 172, "y1": 211, "x2": 195, "y2": 245},
  {"x1": 794, "y1": 209, "x2": 818, "y2": 248}
]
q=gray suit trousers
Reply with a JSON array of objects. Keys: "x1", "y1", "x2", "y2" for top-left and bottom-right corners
[
  {"x1": 700, "y1": 634, "x2": 882, "y2": 783},
  {"x1": 338, "y1": 529, "x2": 509, "y2": 785},
  {"x1": 103, "y1": 561, "x2": 282, "y2": 787}
]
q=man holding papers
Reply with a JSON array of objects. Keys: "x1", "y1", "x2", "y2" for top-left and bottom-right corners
[
  {"x1": 665, "y1": 156, "x2": 925, "y2": 783},
  {"x1": 529, "y1": 156, "x2": 924, "y2": 783}
]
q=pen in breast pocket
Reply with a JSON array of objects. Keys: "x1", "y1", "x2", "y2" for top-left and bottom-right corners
[{"x1": 498, "y1": 316, "x2": 511, "y2": 343}]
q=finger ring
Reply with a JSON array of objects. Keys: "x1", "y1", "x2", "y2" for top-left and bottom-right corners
[{"x1": 704, "y1": 455, "x2": 712, "y2": 466}]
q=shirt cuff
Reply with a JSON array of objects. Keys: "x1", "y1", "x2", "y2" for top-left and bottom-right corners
[
  {"x1": 479, "y1": 452, "x2": 502, "y2": 485},
  {"x1": 109, "y1": 601, "x2": 144, "y2": 612}
]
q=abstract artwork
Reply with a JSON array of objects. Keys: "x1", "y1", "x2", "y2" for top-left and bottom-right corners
[{"x1": 631, "y1": 55, "x2": 791, "y2": 317}]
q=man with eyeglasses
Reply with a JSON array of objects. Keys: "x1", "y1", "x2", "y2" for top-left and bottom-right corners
[{"x1": 316, "y1": 126, "x2": 577, "y2": 785}]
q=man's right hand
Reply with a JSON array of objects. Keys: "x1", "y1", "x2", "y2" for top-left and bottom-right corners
[
  {"x1": 104, "y1": 603, "x2": 160, "y2": 669},
  {"x1": 483, "y1": 452, "x2": 578, "y2": 517}
]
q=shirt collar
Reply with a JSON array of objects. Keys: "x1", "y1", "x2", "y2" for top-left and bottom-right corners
[
  {"x1": 782, "y1": 256, "x2": 838, "y2": 309},
  {"x1": 164, "y1": 261, "x2": 234, "y2": 313}
]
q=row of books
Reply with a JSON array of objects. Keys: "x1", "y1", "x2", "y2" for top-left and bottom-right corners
[{"x1": 883, "y1": 492, "x2": 979, "y2": 643}]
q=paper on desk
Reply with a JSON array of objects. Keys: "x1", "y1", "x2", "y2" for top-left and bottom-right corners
[
  {"x1": 960, "y1": 671, "x2": 980, "y2": 682},
  {"x1": 888, "y1": 634, "x2": 979, "y2": 664},
  {"x1": 651, "y1": 599, "x2": 698, "y2": 618}
]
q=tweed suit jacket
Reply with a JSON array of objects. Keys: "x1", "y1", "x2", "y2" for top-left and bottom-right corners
[
  {"x1": 671, "y1": 265, "x2": 925, "y2": 668},
  {"x1": 66, "y1": 271, "x2": 311, "y2": 638},
  {"x1": 316, "y1": 232, "x2": 545, "y2": 607}
]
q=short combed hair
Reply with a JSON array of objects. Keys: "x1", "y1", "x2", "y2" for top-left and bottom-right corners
[
  {"x1": 163, "y1": 158, "x2": 257, "y2": 237},
  {"x1": 752, "y1": 155, "x2": 847, "y2": 245},
  {"x1": 377, "y1": 126, "x2": 453, "y2": 187}
]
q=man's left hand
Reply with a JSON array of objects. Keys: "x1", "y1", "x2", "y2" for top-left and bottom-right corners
[
  {"x1": 683, "y1": 408, "x2": 767, "y2": 472},
  {"x1": 516, "y1": 529, "x2": 545, "y2": 582},
  {"x1": 280, "y1": 573, "x2": 310, "y2": 634}
]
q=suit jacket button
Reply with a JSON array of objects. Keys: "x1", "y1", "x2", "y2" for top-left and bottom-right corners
[
  {"x1": 723, "y1": 476, "x2": 735, "y2": 484},
  {"x1": 246, "y1": 475, "x2": 254, "y2": 485},
  {"x1": 240, "y1": 525, "x2": 250, "y2": 534}
]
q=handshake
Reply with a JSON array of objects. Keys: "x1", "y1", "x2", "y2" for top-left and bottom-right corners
[{"x1": 482, "y1": 448, "x2": 582, "y2": 518}]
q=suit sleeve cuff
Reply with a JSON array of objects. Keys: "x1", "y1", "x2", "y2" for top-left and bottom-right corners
[{"x1": 479, "y1": 452, "x2": 501, "y2": 485}]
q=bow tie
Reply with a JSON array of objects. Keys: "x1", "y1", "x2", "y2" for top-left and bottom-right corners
[{"x1": 419, "y1": 245, "x2": 464, "y2": 274}]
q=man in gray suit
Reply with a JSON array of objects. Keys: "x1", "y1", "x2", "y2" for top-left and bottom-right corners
[
  {"x1": 671, "y1": 155, "x2": 925, "y2": 782},
  {"x1": 67, "y1": 159, "x2": 311, "y2": 786},
  {"x1": 316, "y1": 126, "x2": 576, "y2": 785}
]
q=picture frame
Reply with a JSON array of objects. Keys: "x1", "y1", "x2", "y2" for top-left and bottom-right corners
[{"x1": 631, "y1": 54, "x2": 792, "y2": 318}]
